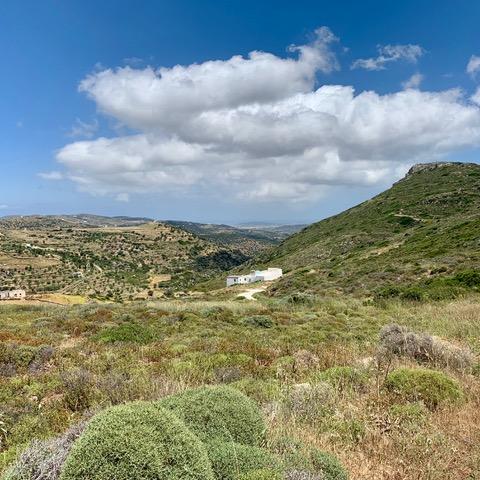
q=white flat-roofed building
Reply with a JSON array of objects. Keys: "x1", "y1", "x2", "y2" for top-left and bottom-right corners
[
  {"x1": 226, "y1": 268, "x2": 282, "y2": 287},
  {"x1": 0, "y1": 289, "x2": 26, "y2": 300},
  {"x1": 226, "y1": 274, "x2": 255, "y2": 287}
]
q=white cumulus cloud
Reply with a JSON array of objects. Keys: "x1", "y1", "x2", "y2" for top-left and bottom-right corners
[
  {"x1": 55, "y1": 29, "x2": 480, "y2": 203},
  {"x1": 471, "y1": 87, "x2": 480, "y2": 106},
  {"x1": 467, "y1": 55, "x2": 480, "y2": 77},
  {"x1": 67, "y1": 118, "x2": 99, "y2": 139},
  {"x1": 38, "y1": 171, "x2": 64, "y2": 181},
  {"x1": 352, "y1": 44, "x2": 424, "y2": 71},
  {"x1": 402, "y1": 73, "x2": 424, "y2": 89}
]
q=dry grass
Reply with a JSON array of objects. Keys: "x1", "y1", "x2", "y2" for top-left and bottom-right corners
[{"x1": 1, "y1": 296, "x2": 479, "y2": 478}]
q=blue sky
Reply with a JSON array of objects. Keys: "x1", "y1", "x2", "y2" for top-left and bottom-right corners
[{"x1": 1, "y1": 0, "x2": 480, "y2": 224}]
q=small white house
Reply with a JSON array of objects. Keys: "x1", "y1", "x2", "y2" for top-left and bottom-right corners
[
  {"x1": 0, "y1": 289, "x2": 27, "y2": 300},
  {"x1": 226, "y1": 268, "x2": 282, "y2": 287}
]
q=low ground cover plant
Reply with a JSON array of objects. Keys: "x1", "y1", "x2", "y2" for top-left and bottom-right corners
[{"x1": 384, "y1": 367, "x2": 463, "y2": 409}]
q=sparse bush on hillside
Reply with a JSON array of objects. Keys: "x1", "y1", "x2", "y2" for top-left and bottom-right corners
[
  {"x1": 157, "y1": 386, "x2": 266, "y2": 446},
  {"x1": 292, "y1": 350, "x2": 320, "y2": 374},
  {"x1": 242, "y1": 315, "x2": 275, "y2": 328},
  {"x1": 3, "y1": 421, "x2": 86, "y2": 480},
  {"x1": 59, "y1": 403, "x2": 214, "y2": 480},
  {"x1": 315, "y1": 366, "x2": 368, "y2": 392},
  {"x1": 60, "y1": 369, "x2": 94, "y2": 412},
  {"x1": 233, "y1": 378, "x2": 281, "y2": 404},
  {"x1": 309, "y1": 449, "x2": 348, "y2": 480},
  {"x1": 452, "y1": 270, "x2": 480, "y2": 288},
  {"x1": 272, "y1": 436, "x2": 347, "y2": 480},
  {"x1": 399, "y1": 287, "x2": 424, "y2": 301},
  {"x1": 284, "y1": 382, "x2": 334, "y2": 421},
  {"x1": 283, "y1": 293, "x2": 317, "y2": 306},
  {"x1": 388, "y1": 403, "x2": 428, "y2": 431},
  {"x1": 206, "y1": 440, "x2": 278, "y2": 480},
  {"x1": 95, "y1": 322, "x2": 153, "y2": 344},
  {"x1": 380, "y1": 324, "x2": 473, "y2": 370},
  {"x1": 385, "y1": 367, "x2": 463, "y2": 409}
]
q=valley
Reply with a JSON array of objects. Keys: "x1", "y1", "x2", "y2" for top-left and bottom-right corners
[{"x1": 0, "y1": 217, "x2": 250, "y2": 302}]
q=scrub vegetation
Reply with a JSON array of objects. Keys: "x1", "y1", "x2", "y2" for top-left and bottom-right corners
[
  {"x1": 253, "y1": 163, "x2": 480, "y2": 297},
  {"x1": 1, "y1": 163, "x2": 480, "y2": 479},
  {"x1": 1, "y1": 295, "x2": 479, "y2": 479}
]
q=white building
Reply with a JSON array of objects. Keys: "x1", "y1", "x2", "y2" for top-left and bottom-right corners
[
  {"x1": 0, "y1": 289, "x2": 27, "y2": 300},
  {"x1": 226, "y1": 268, "x2": 283, "y2": 287}
]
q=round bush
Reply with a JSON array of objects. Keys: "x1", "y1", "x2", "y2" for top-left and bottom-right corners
[
  {"x1": 206, "y1": 440, "x2": 278, "y2": 480},
  {"x1": 385, "y1": 367, "x2": 463, "y2": 408},
  {"x1": 157, "y1": 386, "x2": 265, "y2": 445},
  {"x1": 59, "y1": 402, "x2": 214, "y2": 480}
]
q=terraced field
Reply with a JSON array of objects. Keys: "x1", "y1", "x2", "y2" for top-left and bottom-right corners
[{"x1": 0, "y1": 218, "x2": 246, "y2": 301}]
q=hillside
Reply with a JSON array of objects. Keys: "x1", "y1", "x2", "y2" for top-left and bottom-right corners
[
  {"x1": 164, "y1": 220, "x2": 305, "y2": 255},
  {"x1": 0, "y1": 217, "x2": 247, "y2": 301},
  {"x1": 257, "y1": 162, "x2": 480, "y2": 298}
]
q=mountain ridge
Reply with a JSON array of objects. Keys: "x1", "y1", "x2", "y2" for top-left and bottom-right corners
[{"x1": 253, "y1": 161, "x2": 480, "y2": 297}]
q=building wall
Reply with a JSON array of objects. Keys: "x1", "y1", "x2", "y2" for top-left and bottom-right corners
[
  {"x1": 0, "y1": 290, "x2": 26, "y2": 300},
  {"x1": 259, "y1": 268, "x2": 283, "y2": 281},
  {"x1": 226, "y1": 275, "x2": 255, "y2": 287},
  {"x1": 226, "y1": 268, "x2": 283, "y2": 287}
]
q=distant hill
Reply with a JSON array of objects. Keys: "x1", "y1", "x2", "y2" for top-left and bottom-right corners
[
  {"x1": 0, "y1": 214, "x2": 153, "y2": 229},
  {"x1": 0, "y1": 216, "x2": 247, "y2": 300},
  {"x1": 235, "y1": 222, "x2": 307, "y2": 235},
  {"x1": 256, "y1": 162, "x2": 480, "y2": 298},
  {"x1": 164, "y1": 220, "x2": 306, "y2": 255}
]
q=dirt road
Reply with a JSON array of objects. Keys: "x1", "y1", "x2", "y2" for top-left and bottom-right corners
[{"x1": 237, "y1": 286, "x2": 266, "y2": 300}]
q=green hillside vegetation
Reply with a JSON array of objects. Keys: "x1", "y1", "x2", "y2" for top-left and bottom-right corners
[
  {"x1": 1, "y1": 296, "x2": 479, "y2": 479},
  {"x1": 164, "y1": 220, "x2": 304, "y2": 256},
  {"x1": 1, "y1": 162, "x2": 480, "y2": 480},
  {"x1": 256, "y1": 162, "x2": 480, "y2": 298},
  {"x1": 3, "y1": 384, "x2": 347, "y2": 480},
  {"x1": 0, "y1": 220, "x2": 247, "y2": 301}
]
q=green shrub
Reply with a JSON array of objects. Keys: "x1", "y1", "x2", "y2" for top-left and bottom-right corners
[
  {"x1": 237, "y1": 469, "x2": 282, "y2": 480},
  {"x1": 452, "y1": 270, "x2": 480, "y2": 288},
  {"x1": 157, "y1": 386, "x2": 265, "y2": 446},
  {"x1": 60, "y1": 402, "x2": 214, "y2": 480},
  {"x1": 207, "y1": 440, "x2": 278, "y2": 480},
  {"x1": 95, "y1": 322, "x2": 153, "y2": 344},
  {"x1": 388, "y1": 403, "x2": 428, "y2": 430},
  {"x1": 309, "y1": 449, "x2": 348, "y2": 480},
  {"x1": 242, "y1": 315, "x2": 274, "y2": 329},
  {"x1": 60, "y1": 368, "x2": 95, "y2": 412},
  {"x1": 385, "y1": 368, "x2": 463, "y2": 408},
  {"x1": 0, "y1": 344, "x2": 37, "y2": 369},
  {"x1": 233, "y1": 378, "x2": 281, "y2": 404},
  {"x1": 315, "y1": 367, "x2": 368, "y2": 391},
  {"x1": 283, "y1": 293, "x2": 317, "y2": 306},
  {"x1": 399, "y1": 287, "x2": 424, "y2": 301},
  {"x1": 271, "y1": 437, "x2": 347, "y2": 480}
]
